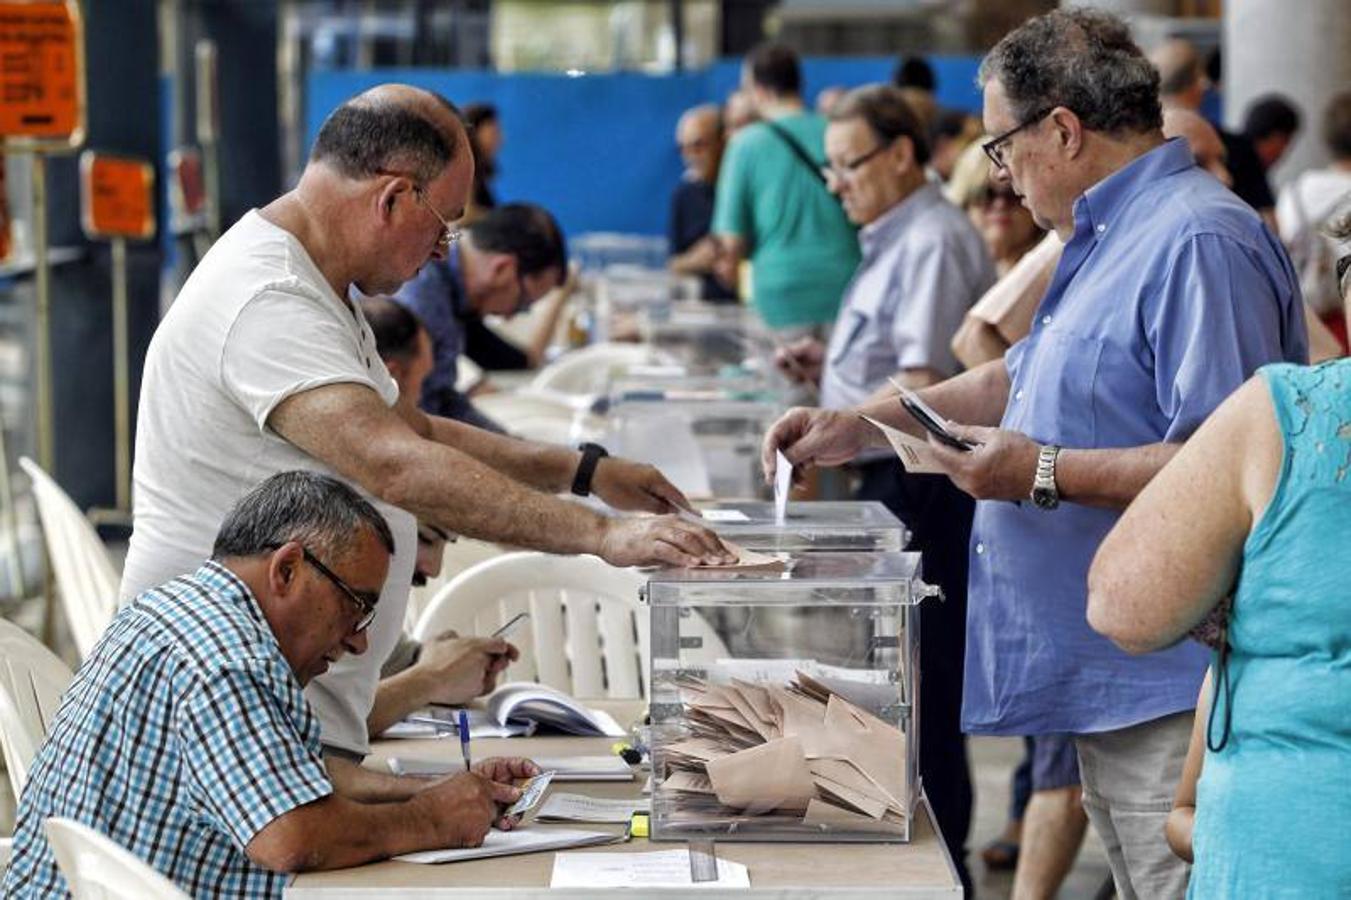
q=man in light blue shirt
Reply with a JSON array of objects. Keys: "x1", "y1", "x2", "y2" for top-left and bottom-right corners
[
  {"x1": 762, "y1": 10, "x2": 1305, "y2": 898},
  {"x1": 775, "y1": 84, "x2": 993, "y2": 891}
]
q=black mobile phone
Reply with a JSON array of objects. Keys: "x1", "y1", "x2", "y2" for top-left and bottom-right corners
[{"x1": 891, "y1": 383, "x2": 978, "y2": 452}]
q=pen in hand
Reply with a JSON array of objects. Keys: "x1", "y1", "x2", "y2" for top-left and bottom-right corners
[{"x1": 458, "y1": 709, "x2": 472, "y2": 772}]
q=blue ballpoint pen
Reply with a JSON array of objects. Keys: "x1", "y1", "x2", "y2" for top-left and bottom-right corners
[{"x1": 458, "y1": 710, "x2": 472, "y2": 772}]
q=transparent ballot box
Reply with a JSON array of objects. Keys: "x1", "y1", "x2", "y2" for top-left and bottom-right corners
[
  {"x1": 641, "y1": 302, "x2": 768, "y2": 375},
  {"x1": 696, "y1": 500, "x2": 907, "y2": 552},
  {"x1": 646, "y1": 552, "x2": 934, "y2": 843},
  {"x1": 603, "y1": 377, "x2": 782, "y2": 500}
]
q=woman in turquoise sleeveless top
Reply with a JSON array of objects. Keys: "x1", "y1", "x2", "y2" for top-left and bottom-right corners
[{"x1": 1086, "y1": 359, "x2": 1351, "y2": 898}]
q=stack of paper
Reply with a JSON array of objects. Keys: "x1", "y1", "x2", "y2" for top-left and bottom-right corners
[
  {"x1": 387, "y1": 754, "x2": 633, "y2": 782},
  {"x1": 396, "y1": 827, "x2": 621, "y2": 864},
  {"x1": 658, "y1": 672, "x2": 909, "y2": 836}
]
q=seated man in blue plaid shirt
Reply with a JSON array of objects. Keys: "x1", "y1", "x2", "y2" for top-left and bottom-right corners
[{"x1": 4, "y1": 471, "x2": 536, "y2": 899}]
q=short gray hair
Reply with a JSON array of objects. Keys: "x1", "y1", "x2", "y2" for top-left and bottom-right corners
[
  {"x1": 828, "y1": 84, "x2": 931, "y2": 167},
  {"x1": 979, "y1": 8, "x2": 1161, "y2": 137},
  {"x1": 212, "y1": 471, "x2": 395, "y2": 564},
  {"x1": 311, "y1": 92, "x2": 463, "y2": 186}
]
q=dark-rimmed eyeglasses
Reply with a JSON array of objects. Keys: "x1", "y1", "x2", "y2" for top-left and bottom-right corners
[
  {"x1": 982, "y1": 107, "x2": 1055, "y2": 170},
  {"x1": 1337, "y1": 254, "x2": 1351, "y2": 295},
  {"x1": 820, "y1": 140, "x2": 894, "y2": 183},
  {"x1": 373, "y1": 169, "x2": 462, "y2": 249},
  {"x1": 269, "y1": 543, "x2": 379, "y2": 633}
]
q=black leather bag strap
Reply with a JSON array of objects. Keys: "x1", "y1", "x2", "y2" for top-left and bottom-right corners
[{"x1": 764, "y1": 120, "x2": 830, "y2": 188}]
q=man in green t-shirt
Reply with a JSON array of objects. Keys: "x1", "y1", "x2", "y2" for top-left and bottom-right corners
[{"x1": 712, "y1": 43, "x2": 860, "y2": 334}]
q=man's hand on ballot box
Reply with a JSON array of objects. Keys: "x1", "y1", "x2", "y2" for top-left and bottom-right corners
[
  {"x1": 592, "y1": 456, "x2": 696, "y2": 514},
  {"x1": 761, "y1": 407, "x2": 879, "y2": 483}
]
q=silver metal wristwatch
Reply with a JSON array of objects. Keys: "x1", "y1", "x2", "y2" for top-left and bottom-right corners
[{"x1": 1030, "y1": 444, "x2": 1061, "y2": 511}]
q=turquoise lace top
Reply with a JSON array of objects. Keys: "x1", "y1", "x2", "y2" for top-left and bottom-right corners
[{"x1": 1188, "y1": 361, "x2": 1351, "y2": 898}]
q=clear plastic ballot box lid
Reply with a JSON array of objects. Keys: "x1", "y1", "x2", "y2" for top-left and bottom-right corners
[
  {"x1": 695, "y1": 500, "x2": 908, "y2": 552},
  {"x1": 644, "y1": 551, "x2": 933, "y2": 843}
]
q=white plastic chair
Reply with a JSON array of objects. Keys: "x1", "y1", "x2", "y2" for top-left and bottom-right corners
[
  {"x1": 528, "y1": 343, "x2": 668, "y2": 396},
  {"x1": 18, "y1": 458, "x2": 119, "y2": 659},
  {"x1": 0, "y1": 618, "x2": 74, "y2": 799},
  {"x1": 471, "y1": 392, "x2": 600, "y2": 445},
  {"x1": 411, "y1": 551, "x2": 726, "y2": 699},
  {"x1": 44, "y1": 818, "x2": 188, "y2": 899}
]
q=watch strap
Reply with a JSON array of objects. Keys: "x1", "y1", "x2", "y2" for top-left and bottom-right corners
[{"x1": 571, "y1": 442, "x2": 609, "y2": 497}]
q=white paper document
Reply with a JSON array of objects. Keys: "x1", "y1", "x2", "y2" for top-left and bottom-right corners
[
  {"x1": 397, "y1": 683, "x2": 626, "y2": 739},
  {"x1": 387, "y1": 753, "x2": 634, "y2": 782},
  {"x1": 774, "y1": 449, "x2": 792, "y2": 526},
  {"x1": 550, "y1": 849, "x2": 751, "y2": 888},
  {"x1": 395, "y1": 827, "x2": 620, "y2": 864},
  {"x1": 535, "y1": 792, "x2": 651, "y2": 823},
  {"x1": 700, "y1": 509, "x2": 751, "y2": 523},
  {"x1": 860, "y1": 414, "x2": 943, "y2": 474}
]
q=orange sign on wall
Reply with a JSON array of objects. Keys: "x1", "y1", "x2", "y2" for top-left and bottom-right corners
[
  {"x1": 80, "y1": 152, "x2": 155, "y2": 241},
  {"x1": 0, "y1": 0, "x2": 84, "y2": 148}
]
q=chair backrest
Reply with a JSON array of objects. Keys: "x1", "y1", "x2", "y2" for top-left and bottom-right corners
[
  {"x1": 528, "y1": 343, "x2": 666, "y2": 396},
  {"x1": 44, "y1": 818, "x2": 189, "y2": 900},
  {"x1": 411, "y1": 552, "x2": 727, "y2": 699},
  {"x1": 18, "y1": 458, "x2": 119, "y2": 659},
  {"x1": 0, "y1": 618, "x2": 74, "y2": 798}
]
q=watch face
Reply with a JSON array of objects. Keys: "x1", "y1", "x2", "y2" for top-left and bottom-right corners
[{"x1": 1032, "y1": 486, "x2": 1059, "y2": 510}]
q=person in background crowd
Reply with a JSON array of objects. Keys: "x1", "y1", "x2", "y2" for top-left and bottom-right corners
[
  {"x1": 4, "y1": 472, "x2": 538, "y2": 898},
  {"x1": 815, "y1": 85, "x2": 846, "y2": 116},
  {"x1": 712, "y1": 43, "x2": 859, "y2": 335},
  {"x1": 763, "y1": 11, "x2": 1307, "y2": 896},
  {"x1": 463, "y1": 102, "x2": 502, "y2": 217},
  {"x1": 1088, "y1": 215, "x2": 1351, "y2": 898},
  {"x1": 1152, "y1": 38, "x2": 1276, "y2": 228},
  {"x1": 1243, "y1": 94, "x2": 1301, "y2": 174},
  {"x1": 892, "y1": 54, "x2": 938, "y2": 130},
  {"x1": 1276, "y1": 91, "x2": 1351, "y2": 347},
  {"x1": 947, "y1": 138, "x2": 1048, "y2": 277},
  {"x1": 929, "y1": 108, "x2": 984, "y2": 183},
  {"x1": 668, "y1": 104, "x2": 736, "y2": 302},
  {"x1": 395, "y1": 202, "x2": 568, "y2": 431},
  {"x1": 723, "y1": 88, "x2": 758, "y2": 137},
  {"x1": 775, "y1": 84, "x2": 994, "y2": 891}
]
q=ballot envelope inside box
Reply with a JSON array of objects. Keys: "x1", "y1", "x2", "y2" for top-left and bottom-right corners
[{"x1": 644, "y1": 551, "x2": 931, "y2": 843}]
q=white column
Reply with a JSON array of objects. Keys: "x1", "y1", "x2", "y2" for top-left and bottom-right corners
[{"x1": 1225, "y1": 0, "x2": 1351, "y2": 188}]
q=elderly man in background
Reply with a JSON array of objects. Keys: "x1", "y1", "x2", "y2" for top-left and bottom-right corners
[
  {"x1": 712, "y1": 43, "x2": 858, "y2": 335},
  {"x1": 668, "y1": 104, "x2": 736, "y2": 302},
  {"x1": 1152, "y1": 38, "x2": 1275, "y2": 228},
  {"x1": 778, "y1": 83, "x2": 993, "y2": 889},
  {"x1": 763, "y1": 10, "x2": 1306, "y2": 897},
  {"x1": 6, "y1": 472, "x2": 537, "y2": 898},
  {"x1": 123, "y1": 83, "x2": 731, "y2": 807}
]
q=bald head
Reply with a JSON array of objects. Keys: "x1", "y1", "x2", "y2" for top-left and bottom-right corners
[
  {"x1": 1151, "y1": 39, "x2": 1205, "y2": 109},
  {"x1": 311, "y1": 83, "x2": 467, "y2": 186},
  {"x1": 677, "y1": 104, "x2": 725, "y2": 183},
  {"x1": 1163, "y1": 107, "x2": 1230, "y2": 187}
]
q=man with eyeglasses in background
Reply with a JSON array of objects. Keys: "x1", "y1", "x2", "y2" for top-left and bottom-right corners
[
  {"x1": 392, "y1": 202, "x2": 570, "y2": 431},
  {"x1": 762, "y1": 11, "x2": 1306, "y2": 897},
  {"x1": 7, "y1": 472, "x2": 540, "y2": 898},
  {"x1": 773, "y1": 83, "x2": 993, "y2": 891},
  {"x1": 123, "y1": 83, "x2": 732, "y2": 807}
]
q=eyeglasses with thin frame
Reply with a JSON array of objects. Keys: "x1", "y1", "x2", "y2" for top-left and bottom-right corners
[
  {"x1": 1339, "y1": 253, "x2": 1351, "y2": 298},
  {"x1": 982, "y1": 107, "x2": 1055, "y2": 170},
  {"x1": 269, "y1": 543, "x2": 379, "y2": 633},
  {"x1": 373, "y1": 169, "x2": 462, "y2": 249},
  {"x1": 820, "y1": 140, "x2": 894, "y2": 183}
]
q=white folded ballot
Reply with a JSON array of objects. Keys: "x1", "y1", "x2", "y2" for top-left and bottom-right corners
[
  {"x1": 388, "y1": 754, "x2": 634, "y2": 782},
  {"x1": 550, "y1": 849, "x2": 751, "y2": 888},
  {"x1": 397, "y1": 682, "x2": 627, "y2": 739},
  {"x1": 395, "y1": 827, "x2": 621, "y2": 864}
]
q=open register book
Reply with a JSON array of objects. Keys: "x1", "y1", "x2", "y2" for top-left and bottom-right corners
[{"x1": 400, "y1": 682, "x2": 628, "y2": 739}]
